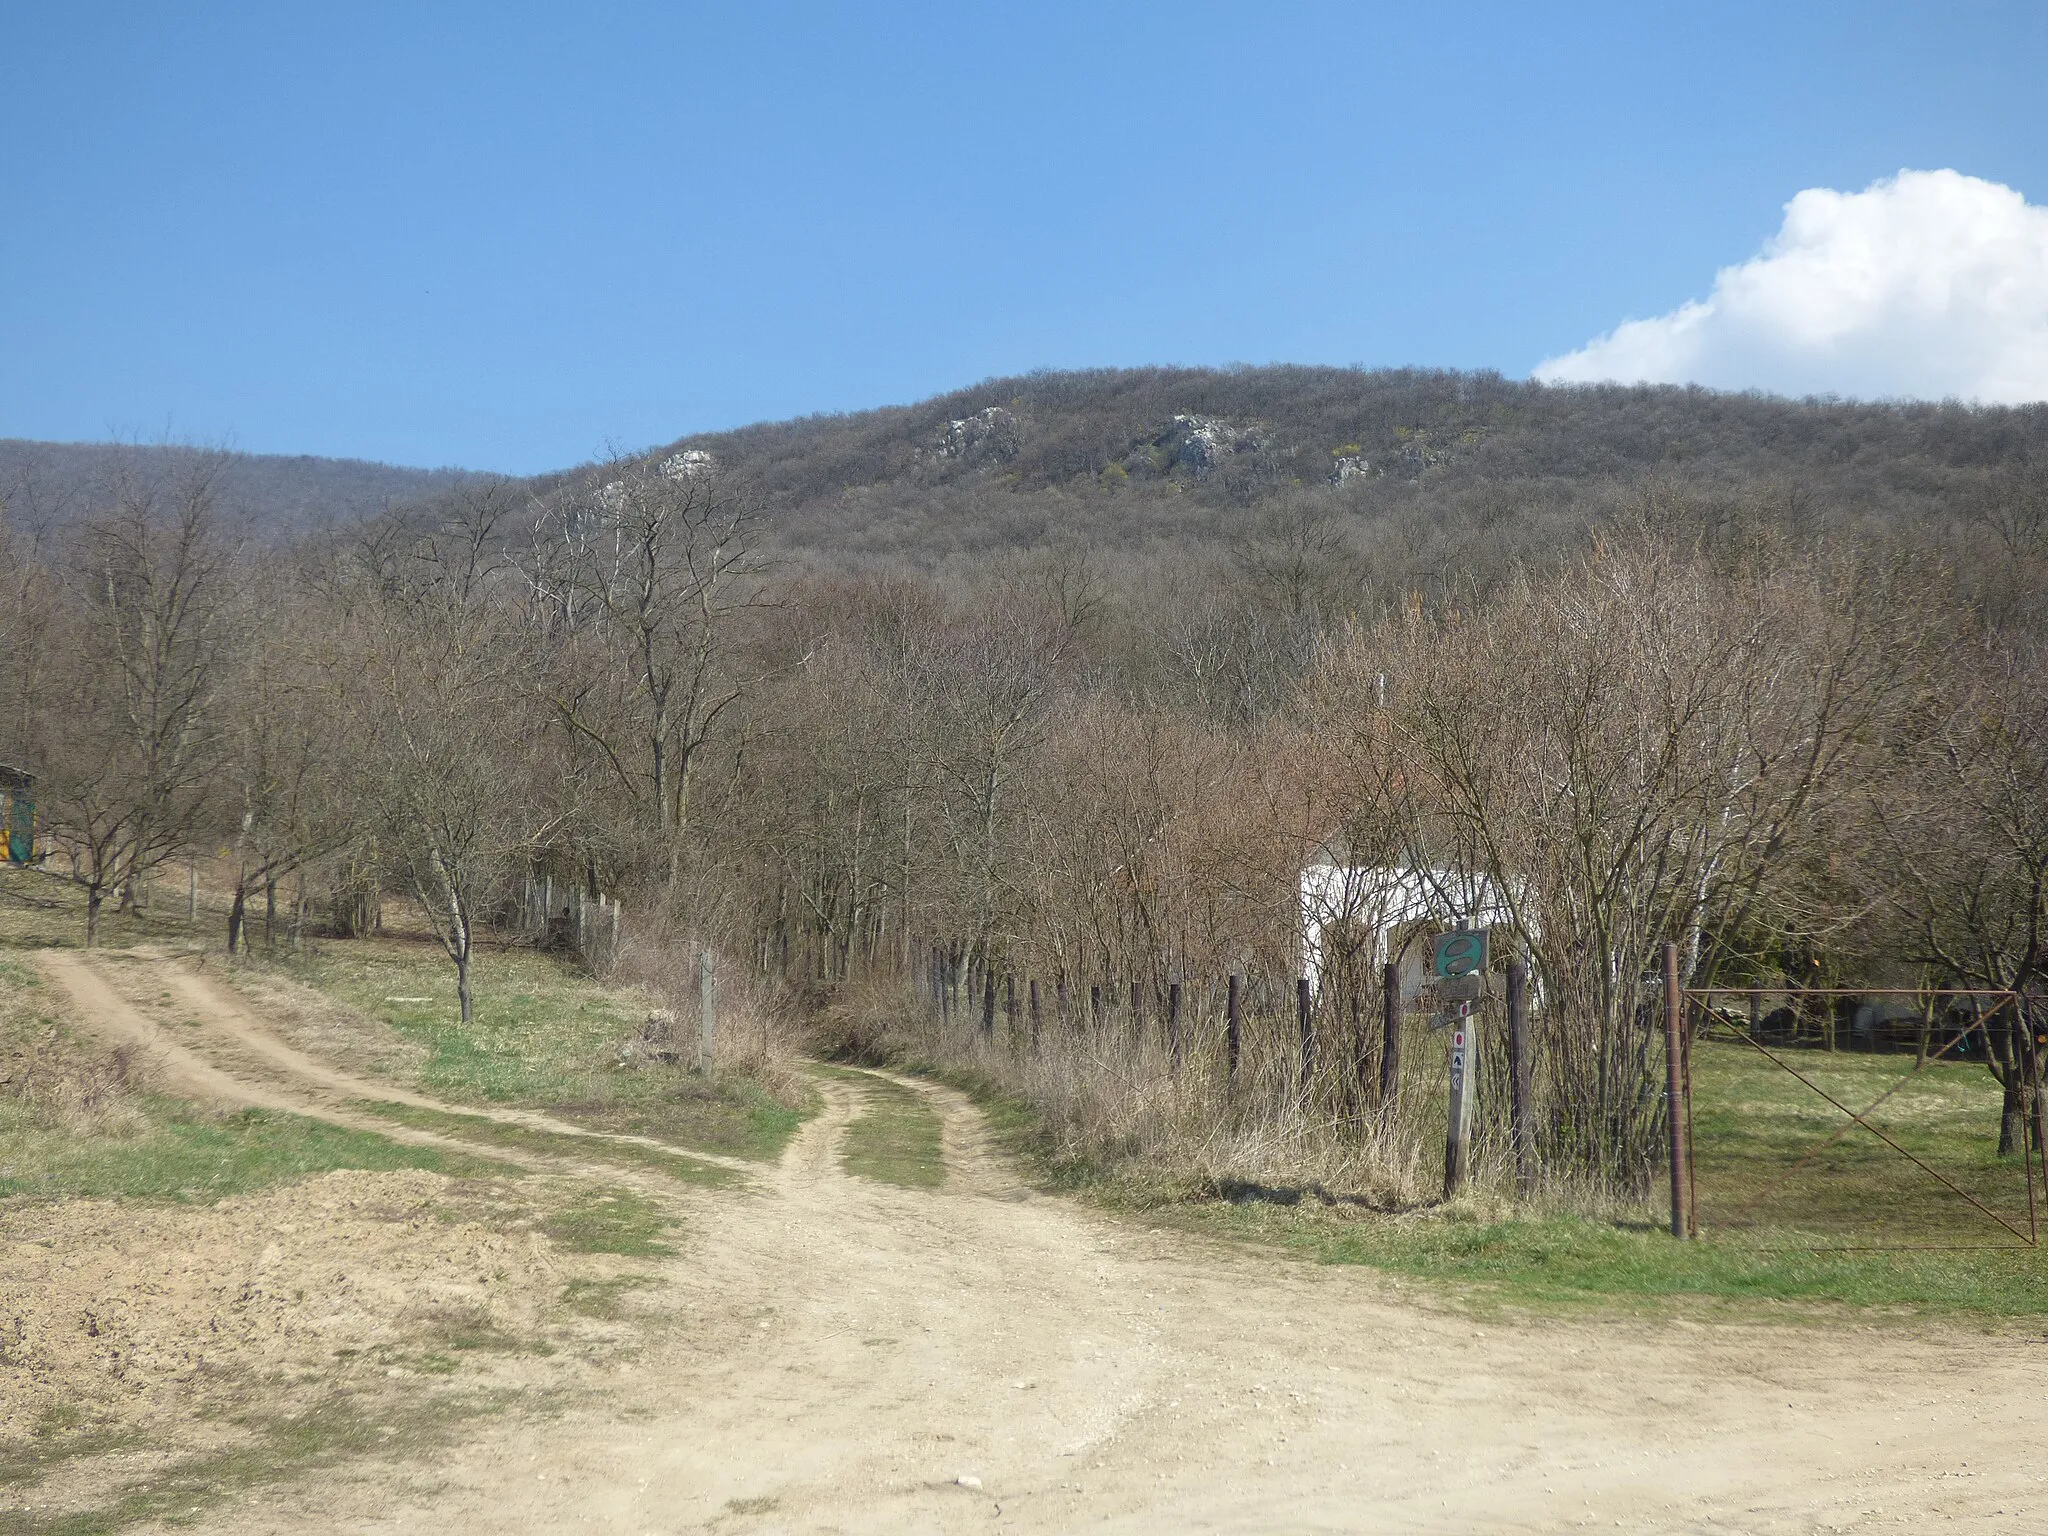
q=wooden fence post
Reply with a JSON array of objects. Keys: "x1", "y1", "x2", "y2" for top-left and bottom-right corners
[
  {"x1": 1029, "y1": 978, "x2": 1042, "y2": 1050},
  {"x1": 1297, "y1": 978, "x2": 1316, "y2": 1103},
  {"x1": 1379, "y1": 963, "x2": 1402, "y2": 1114},
  {"x1": 981, "y1": 968, "x2": 996, "y2": 1039},
  {"x1": 1507, "y1": 959, "x2": 1533, "y2": 1194},
  {"x1": 698, "y1": 948, "x2": 717, "y2": 1075},
  {"x1": 1005, "y1": 974, "x2": 1017, "y2": 1046},
  {"x1": 1662, "y1": 941, "x2": 1692, "y2": 1239},
  {"x1": 1226, "y1": 973, "x2": 1243, "y2": 1086},
  {"x1": 1167, "y1": 980, "x2": 1183, "y2": 1069}
]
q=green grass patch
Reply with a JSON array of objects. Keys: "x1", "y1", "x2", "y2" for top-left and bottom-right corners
[
  {"x1": 558, "y1": 1274, "x2": 659, "y2": 1320},
  {"x1": 834, "y1": 1070, "x2": 945, "y2": 1190},
  {"x1": 353, "y1": 1099, "x2": 740, "y2": 1188},
  {"x1": 1688, "y1": 1037, "x2": 2036, "y2": 1245},
  {"x1": 0, "y1": 1392, "x2": 506, "y2": 1536},
  {"x1": 248, "y1": 937, "x2": 808, "y2": 1160},
  {"x1": 0, "y1": 865, "x2": 197, "y2": 954},
  {"x1": 0, "y1": 1100, "x2": 509, "y2": 1204},
  {"x1": 925, "y1": 1052, "x2": 2048, "y2": 1320},
  {"x1": 0, "y1": 1422, "x2": 138, "y2": 1495},
  {"x1": 1155, "y1": 1199, "x2": 2048, "y2": 1317},
  {"x1": 541, "y1": 1188, "x2": 676, "y2": 1256}
]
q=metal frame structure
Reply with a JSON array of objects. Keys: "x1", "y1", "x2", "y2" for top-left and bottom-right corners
[{"x1": 1658, "y1": 942, "x2": 2042, "y2": 1249}]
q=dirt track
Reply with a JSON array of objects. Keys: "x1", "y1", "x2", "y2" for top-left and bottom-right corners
[{"x1": 34, "y1": 950, "x2": 2048, "y2": 1533}]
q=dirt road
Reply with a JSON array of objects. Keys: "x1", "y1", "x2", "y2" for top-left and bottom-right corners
[{"x1": 38, "y1": 952, "x2": 2048, "y2": 1533}]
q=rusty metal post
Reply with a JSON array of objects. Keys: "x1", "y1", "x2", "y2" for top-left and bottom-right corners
[
  {"x1": 1507, "y1": 959, "x2": 1533, "y2": 1195},
  {"x1": 1226, "y1": 973, "x2": 1244, "y2": 1086},
  {"x1": 1379, "y1": 962, "x2": 1402, "y2": 1114},
  {"x1": 1662, "y1": 941, "x2": 1692, "y2": 1240}
]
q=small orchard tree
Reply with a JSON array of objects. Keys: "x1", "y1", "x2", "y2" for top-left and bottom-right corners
[
  {"x1": 38, "y1": 453, "x2": 234, "y2": 944},
  {"x1": 1872, "y1": 634, "x2": 2048, "y2": 1154},
  {"x1": 347, "y1": 481, "x2": 546, "y2": 1021}
]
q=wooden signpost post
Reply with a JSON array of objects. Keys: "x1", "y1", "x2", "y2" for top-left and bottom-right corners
[
  {"x1": 1433, "y1": 928, "x2": 1490, "y2": 1196},
  {"x1": 1445, "y1": 1012, "x2": 1474, "y2": 1195}
]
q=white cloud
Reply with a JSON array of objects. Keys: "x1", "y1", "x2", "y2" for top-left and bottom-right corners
[{"x1": 1534, "y1": 170, "x2": 2048, "y2": 404}]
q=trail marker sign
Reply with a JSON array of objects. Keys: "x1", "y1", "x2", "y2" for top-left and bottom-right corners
[{"x1": 1433, "y1": 928, "x2": 1489, "y2": 981}]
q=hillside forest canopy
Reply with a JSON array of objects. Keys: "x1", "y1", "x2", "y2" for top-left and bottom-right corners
[{"x1": 6, "y1": 366, "x2": 2046, "y2": 1198}]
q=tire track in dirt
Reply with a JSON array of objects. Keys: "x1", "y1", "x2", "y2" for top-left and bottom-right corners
[{"x1": 30, "y1": 948, "x2": 748, "y2": 1185}]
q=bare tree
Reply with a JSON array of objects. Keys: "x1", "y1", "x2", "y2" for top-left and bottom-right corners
[
  {"x1": 1872, "y1": 633, "x2": 2048, "y2": 1152},
  {"x1": 346, "y1": 482, "x2": 545, "y2": 1021},
  {"x1": 532, "y1": 453, "x2": 776, "y2": 894},
  {"x1": 216, "y1": 564, "x2": 357, "y2": 953},
  {"x1": 1317, "y1": 540, "x2": 1939, "y2": 1186},
  {"x1": 37, "y1": 455, "x2": 233, "y2": 944}
]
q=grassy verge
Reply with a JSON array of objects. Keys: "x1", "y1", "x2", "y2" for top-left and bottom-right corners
[
  {"x1": 541, "y1": 1188, "x2": 678, "y2": 1256},
  {"x1": 0, "y1": 1390, "x2": 509, "y2": 1536},
  {"x1": 0, "y1": 1100, "x2": 508, "y2": 1203},
  {"x1": 0, "y1": 866, "x2": 196, "y2": 954},
  {"x1": 354, "y1": 1100, "x2": 740, "y2": 1189},
  {"x1": 832, "y1": 1069, "x2": 945, "y2": 1190},
  {"x1": 921, "y1": 1061, "x2": 2048, "y2": 1321},
  {"x1": 1, "y1": 951, "x2": 508, "y2": 1203},
  {"x1": 246, "y1": 936, "x2": 807, "y2": 1161}
]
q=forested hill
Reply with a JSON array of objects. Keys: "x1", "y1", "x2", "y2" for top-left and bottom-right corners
[
  {"x1": 652, "y1": 367, "x2": 2048, "y2": 577},
  {"x1": 0, "y1": 438, "x2": 480, "y2": 535},
  {"x1": 8, "y1": 369, "x2": 2046, "y2": 574}
]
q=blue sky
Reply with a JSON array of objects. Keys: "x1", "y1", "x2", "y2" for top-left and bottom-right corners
[{"x1": 4, "y1": 2, "x2": 2044, "y2": 473}]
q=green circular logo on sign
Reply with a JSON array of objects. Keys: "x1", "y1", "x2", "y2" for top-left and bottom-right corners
[{"x1": 1435, "y1": 932, "x2": 1486, "y2": 978}]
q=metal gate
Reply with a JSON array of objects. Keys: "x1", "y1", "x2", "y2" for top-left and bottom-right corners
[{"x1": 1659, "y1": 945, "x2": 2044, "y2": 1249}]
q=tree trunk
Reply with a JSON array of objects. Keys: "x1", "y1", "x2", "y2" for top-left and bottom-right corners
[
  {"x1": 1986, "y1": 1010, "x2": 2023, "y2": 1157},
  {"x1": 84, "y1": 885, "x2": 104, "y2": 947},
  {"x1": 1999, "y1": 1075, "x2": 2025, "y2": 1158},
  {"x1": 456, "y1": 947, "x2": 474, "y2": 1024},
  {"x1": 226, "y1": 884, "x2": 247, "y2": 956},
  {"x1": 264, "y1": 881, "x2": 276, "y2": 949}
]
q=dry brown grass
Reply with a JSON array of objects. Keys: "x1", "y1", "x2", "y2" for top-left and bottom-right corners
[
  {"x1": 822, "y1": 974, "x2": 1457, "y2": 1209},
  {"x1": 608, "y1": 919, "x2": 813, "y2": 1111},
  {"x1": 0, "y1": 958, "x2": 154, "y2": 1136}
]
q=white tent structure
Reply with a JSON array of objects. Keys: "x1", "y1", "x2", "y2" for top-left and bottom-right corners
[{"x1": 1298, "y1": 860, "x2": 1521, "y2": 1001}]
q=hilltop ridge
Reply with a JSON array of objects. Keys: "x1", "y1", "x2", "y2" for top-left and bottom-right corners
[{"x1": 7, "y1": 369, "x2": 2044, "y2": 580}]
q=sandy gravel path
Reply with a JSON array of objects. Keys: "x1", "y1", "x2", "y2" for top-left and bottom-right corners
[
  {"x1": 30, "y1": 949, "x2": 2048, "y2": 1532},
  {"x1": 302, "y1": 1071, "x2": 2040, "y2": 1535}
]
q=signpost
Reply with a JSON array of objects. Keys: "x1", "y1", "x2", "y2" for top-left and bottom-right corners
[
  {"x1": 1445, "y1": 1020, "x2": 1474, "y2": 1195},
  {"x1": 1435, "y1": 926, "x2": 1487, "y2": 1194}
]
